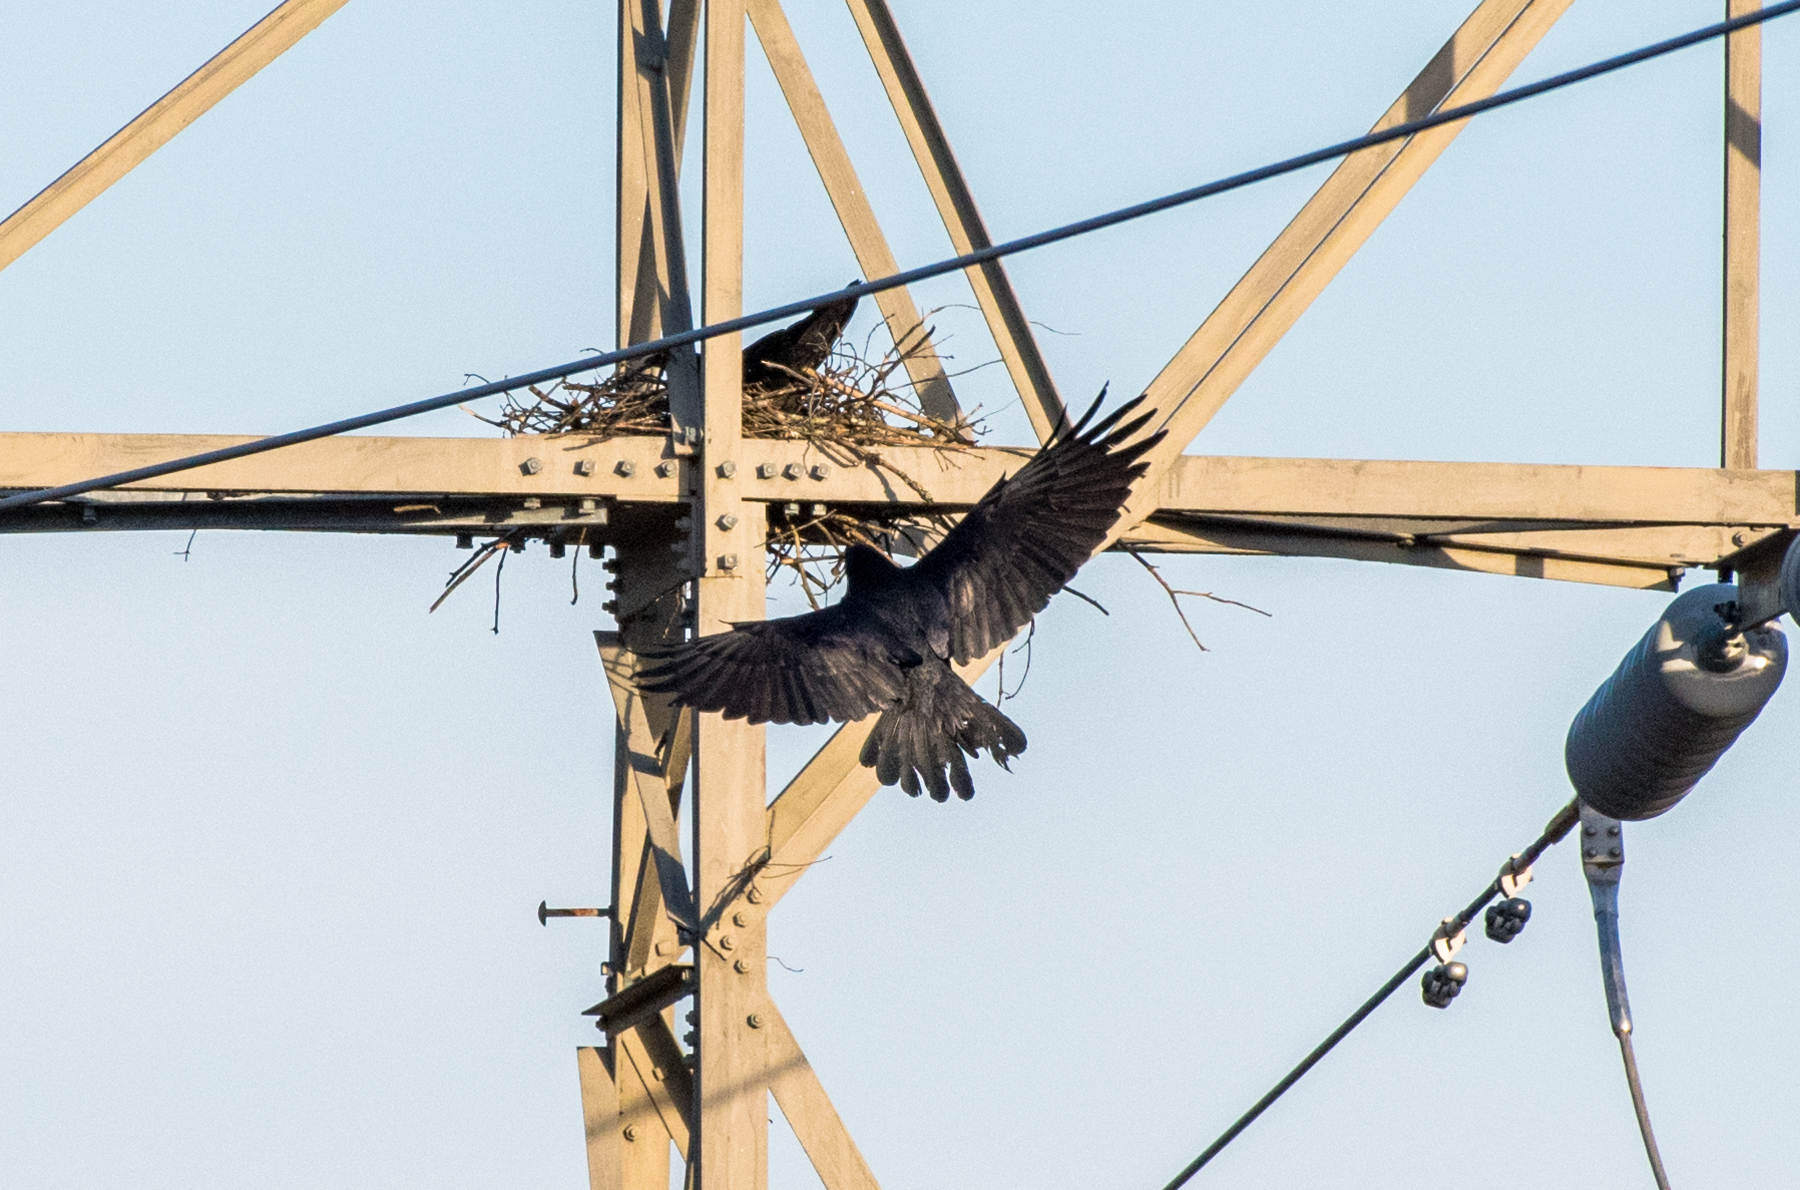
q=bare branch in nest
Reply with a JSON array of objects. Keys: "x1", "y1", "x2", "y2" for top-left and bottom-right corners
[
  {"x1": 431, "y1": 534, "x2": 520, "y2": 614},
  {"x1": 481, "y1": 309, "x2": 1015, "y2": 600},
  {"x1": 1124, "y1": 547, "x2": 1271, "y2": 654}
]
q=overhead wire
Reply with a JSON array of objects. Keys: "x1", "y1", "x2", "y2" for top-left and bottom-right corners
[
  {"x1": 1158, "y1": 800, "x2": 1580, "y2": 1190},
  {"x1": 2, "y1": 1, "x2": 1796, "y2": 515}
]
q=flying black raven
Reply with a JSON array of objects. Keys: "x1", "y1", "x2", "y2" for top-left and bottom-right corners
[
  {"x1": 638, "y1": 394, "x2": 1163, "y2": 800},
  {"x1": 741, "y1": 287, "x2": 859, "y2": 391}
]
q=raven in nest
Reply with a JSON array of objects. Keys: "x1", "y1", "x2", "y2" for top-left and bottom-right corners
[
  {"x1": 741, "y1": 287, "x2": 858, "y2": 393},
  {"x1": 639, "y1": 393, "x2": 1163, "y2": 800}
]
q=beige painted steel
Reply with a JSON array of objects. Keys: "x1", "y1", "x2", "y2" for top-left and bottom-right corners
[
  {"x1": 746, "y1": 0, "x2": 958, "y2": 421},
  {"x1": 578, "y1": 1046, "x2": 625, "y2": 1190},
  {"x1": 0, "y1": 0, "x2": 352, "y2": 274},
  {"x1": 598, "y1": 535, "x2": 691, "y2": 1190},
  {"x1": 600, "y1": 637, "x2": 701, "y2": 934},
  {"x1": 1159, "y1": 456, "x2": 1800, "y2": 526},
  {"x1": 619, "y1": 1020, "x2": 694, "y2": 1158},
  {"x1": 620, "y1": 0, "x2": 702, "y2": 349},
  {"x1": 1723, "y1": 0, "x2": 1761, "y2": 470},
  {"x1": 0, "y1": 432, "x2": 686, "y2": 500},
  {"x1": 11, "y1": 433, "x2": 1800, "y2": 530},
  {"x1": 617, "y1": 0, "x2": 651, "y2": 348},
  {"x1": 627, "y1": 0, "x2": 706, "y2": 445},
  {"x1": 1130, "y1": 0, "x2": 1575, "y2": 495},
  {"x1": 1126, "y1": 521, "x2": 1679, "y2": 591},
  {"x1": 693, "y1": 4, "x2": 771, "y2": 1187},
  {"x1": 764, "y1": 1005, "x2": 883, "y2": 1190},
  {"x1": 842, "y1": 0, "x2": 1064, "y2": 440}
]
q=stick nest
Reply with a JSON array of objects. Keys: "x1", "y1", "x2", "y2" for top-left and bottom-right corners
[{"x1": 473, "y1": 320, "x2": 987, "y2": 605}]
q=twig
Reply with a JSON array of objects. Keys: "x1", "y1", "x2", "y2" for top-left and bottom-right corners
[
  {"x1": 430, "y1": 535, "x2": 512, "y2": 613},
  {"x1": 1061, "y1": 584, "x2": 1109, "y2": 615},
  {"x1": 174, "y1": 529, "x2": 197, "y2": 561},
  {"x1": 492, "y1": 544, "x2": 509, "y2": 635},
  {"x1": 996, "y1": 618, "x2": 1036, "y2": 705},
  {"x1": 1124, "y1": 547, "x2": 1272, "y2": 654}
]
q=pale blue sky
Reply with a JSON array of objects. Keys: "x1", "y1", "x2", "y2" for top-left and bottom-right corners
[{"x1": 2, "y1": 2, "x2": 1797, "y2": 1187}]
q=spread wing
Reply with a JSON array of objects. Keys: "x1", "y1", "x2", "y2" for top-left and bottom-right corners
[
  {"x1": 636, "y1": 600, "x2": 902, "y2": 727},
  {"x1": 913, "y1": 392, "x2": 1163, "y2": 664}
]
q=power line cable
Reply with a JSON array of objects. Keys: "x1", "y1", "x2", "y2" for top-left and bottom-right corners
[
  {"x1": 2, "y1": 2, "x2": 1795, "y2": 514},
  {"x1": 1159, "y1": 800, "x2": 1580, "y2": 1190}
]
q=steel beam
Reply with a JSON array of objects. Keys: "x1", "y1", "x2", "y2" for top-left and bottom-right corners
[
  {"x1": 8, "y1": 434, "x2": 1799, "y2": 527},
  {"x1": 746, "y1": 0, "x2": 958, "y2": 421},
  {"x1": 578, "y1": 1046, "x2": 624, "y2": 1190},
  {"x1": 1129, "y1": 0, "x2": 1575, "y2": 499},
  {"x1": 1126, "y1": 519, "x2": 1680, "y2": 591},
  {"x1": 1723, "y1": 0, "x2": 1762, "y2": 470},
  {"x1": 842, "y1": 0, "x2": 1064, "y2": 440},
  {"x1": 764, "y1": 1005, "x2": 882, "y2": 1190},
  {"x1": 692, "y1": 4, "x2": 771, "y2": 1187},
  {"x1": 0, "y1": 0, "x2": 352, "y2": 273}
]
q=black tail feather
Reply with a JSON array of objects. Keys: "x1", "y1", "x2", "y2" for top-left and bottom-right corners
[{"x1": 859, "y1": 662, "x2": 1026, "y2": 801}]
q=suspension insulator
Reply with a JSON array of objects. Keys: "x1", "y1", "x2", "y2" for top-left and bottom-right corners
[
  {"x1": 1565, "y1": 583, "x2": 1785, "y2": 821},
  {"x1": 1484, "y1": 897, "x2": 1531, "y2": 944},
  {"x1": 1420, "y1": 962, "x2": 1468, "y2": 1009}
]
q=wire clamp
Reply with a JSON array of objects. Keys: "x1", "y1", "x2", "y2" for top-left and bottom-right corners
[
  {"x1": 1429, "y1": 916, "x2": 1467, "y2": 964},
  {"x1": 1498, "y1": 853, "x2": 1533, "y2": 898}
]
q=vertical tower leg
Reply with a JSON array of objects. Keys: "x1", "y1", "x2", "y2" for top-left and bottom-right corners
[
  {"x1": 692, "y1": 3, "x2": 770, "y2": 1188},
  {"x1": 1722, "y1": 0, "x2": 1760, "y2": 470}
]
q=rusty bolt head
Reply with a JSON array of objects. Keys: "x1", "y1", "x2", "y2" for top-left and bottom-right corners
[
  {"x1": 616, "y1": 460, "x2": 636, "y2": 478},
  {"x1": 522, "y1": 457, "x2": 543, "y2": 475},
  {"x1": 746, "y1": 1013, "x2": 763, "y2": 1029},
  {"x1": 717, "y1": 460, "x2": 737, "y2": 478},
  {"x1": 810, "y1": 463, "x2": 831, "y2": 480},
  {"x1": 574, "y1": 459, "x2": 595, "y2": 477}
]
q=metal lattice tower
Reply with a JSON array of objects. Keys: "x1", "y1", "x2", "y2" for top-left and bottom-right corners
[{"x1": 0, "y1": 2, "x2": 1779, "y2": 1187}]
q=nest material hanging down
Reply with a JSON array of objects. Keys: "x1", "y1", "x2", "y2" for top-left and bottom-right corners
[{"x1": 473, "y1": 315, "x2": 986, "y2": 604}]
